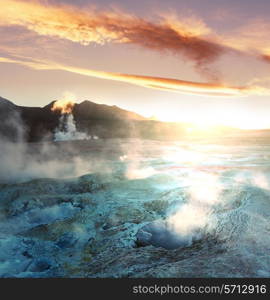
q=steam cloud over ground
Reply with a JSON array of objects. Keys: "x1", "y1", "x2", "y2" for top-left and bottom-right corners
[{"x1": 1, "y1": 114, "x2": 270, "y2": 277}]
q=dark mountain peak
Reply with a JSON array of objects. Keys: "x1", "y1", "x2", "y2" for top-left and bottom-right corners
[
  {"x1": 79, "y1": 100, "x2": 95, "y2": 106},
  {"x1": 0, "y1": 96, "x2": 189, "y2": 142},
  {"x1": 0, "y1": 96, "x2": 16, "y2": 108},
  {"x1": 74, "y1": 100, "x2": 145, "y2": 120},
  {"x1": 77, "y1": 100, "x2": 114, "y2": 110},
  {"x1": 42, "y1": 100, "x2": 58, "y2": 112},
  {"x1": 43, "y1": 100, "x2": 56, "y2": 108}
]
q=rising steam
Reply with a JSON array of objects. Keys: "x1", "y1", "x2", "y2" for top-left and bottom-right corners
[
  {"x1": 51, "y1": 93, "x2": 94, "y2": 142},
  {"x1": 51, "y1": 98, "x2": 75, "y2": 114},
  {"x1": 0, "y1": 108, "x2": 91, "y2": 183},
  {"x1": 0, "y1": 93, "x2": 96, "y2": 183},
  {"x1": 167, "y1": 172, "x2": 223, "y2": 239}
]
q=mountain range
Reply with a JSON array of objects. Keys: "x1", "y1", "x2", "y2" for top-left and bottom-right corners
[
  {"x1": 0, "y1": 96, "x2": 191, "y2": 142},
  {"x1": 1, "y1": 96, "x2": 258, "y2": 142}
]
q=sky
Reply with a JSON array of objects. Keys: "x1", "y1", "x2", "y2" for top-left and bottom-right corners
[{"x1": 1, "y1": 0, "x2": 270, "y2": 129}]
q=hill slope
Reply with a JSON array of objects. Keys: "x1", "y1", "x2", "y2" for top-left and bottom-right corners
[
  {"x1": 0, "y1": 96, "x2": 246, "y2": 142},
  {"x1": 0, "y1": 97, "x2": 185, "y2": 141}
]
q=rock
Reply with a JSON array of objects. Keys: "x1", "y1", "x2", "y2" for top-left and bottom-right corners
[
  {"x1": 143, "y1": 199, "x2": 169, "y2": 215},
  {"x1": 22, "y1": 250, "x2": 32, "y2": 258},
  {"x1": 28, "y1": 258, "x2": 52, "y2": 272},
  {"x1": 56, "y1": 232, "x2": 78, "y2": 248},
  {"x1": 136, "y1": 230, "x2": 152, "y2": 247}
]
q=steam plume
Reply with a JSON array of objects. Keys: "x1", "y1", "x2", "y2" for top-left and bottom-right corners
[
  {"x1": 51, "y1": 93, "x2": 92, "y2": 141},
  {"x1": 54, "y1": 114, "x2": 91, "y2": 142},
  {"x1": 51, "y1": 99, "x2": 75, "y2": 114},
  {"x1": 0, "y1": 108, "x2": 91, "y2": 182}
]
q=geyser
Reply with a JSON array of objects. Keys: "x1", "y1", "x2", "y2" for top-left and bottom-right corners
[
  {"x1": 54, "y1": 114, "x2": 90, "y2": 141},
  {"x1": 51, "y1": 94, "x2": 92, "y2": 141}
]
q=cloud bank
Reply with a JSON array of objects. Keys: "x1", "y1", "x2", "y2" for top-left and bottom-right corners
[
  {"x1": 0, "y1": 0, "x2": 225, "y2": 69},
  {"x1": 1, "y1": 54, "x2": 268, "y2": 97},
  {"x1": 0, "y1": 0, "x2": 270, "y2": 98},
  {"x1": 3, "y1": 1, "x2": 270, "y2": 64}
]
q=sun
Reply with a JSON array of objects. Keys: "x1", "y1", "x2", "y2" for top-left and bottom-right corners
[{"x1": 152, "y1": 105, "x2": 270, "y2": 130}]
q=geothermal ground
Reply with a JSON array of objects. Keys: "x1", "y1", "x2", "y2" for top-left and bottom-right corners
[{"x1": 0, "y1": 137, "x2": 270, "y2": 277}]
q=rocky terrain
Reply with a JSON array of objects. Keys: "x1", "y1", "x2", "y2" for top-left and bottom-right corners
[{"x1": 0, "y1": 139, "x2": 270, "y2": 278}]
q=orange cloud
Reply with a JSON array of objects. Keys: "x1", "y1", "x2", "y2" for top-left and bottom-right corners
[
  {"x1": 0, "y1": 0, "x2": 225, "y2": 68},
  {"x1": 2, "y1": 0, "x2": 270, "y2": 69},
  {"x1": 215, "y1": 18, "x2": 270, "y2": 61},
  {"x1": 0, "y1": 55, "x2": 268, "y2": 97},
  {"x1": 262, "y1": 55, "x2": 270, "y2": 63}
]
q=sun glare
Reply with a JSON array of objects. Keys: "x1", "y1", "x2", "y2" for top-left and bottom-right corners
[{"x1": 154, "y1": 108, "x2": 270, "y2": 130}]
